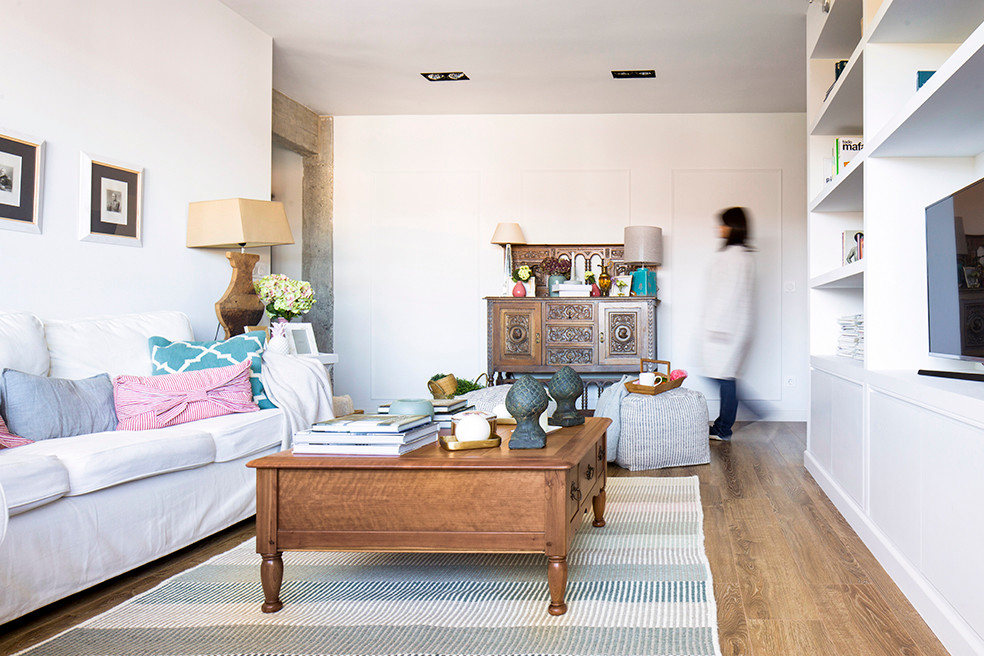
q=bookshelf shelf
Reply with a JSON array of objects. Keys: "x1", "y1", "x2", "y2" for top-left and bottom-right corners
[
  {"x1": 868, "y1": 23, "x2": 984, "y2": 157},
  {"x1": 868, "y1": 0, "x2": 984, "y2": 44},
  {"x1": 809, "y1": 45, "x2": 864, "y2": 136},
  {"x1": 810, "y1": 259, "x2": 865, "y2": 289},
  {"x1": 810, "y1": 0, "x2": 863, "y2": 58},
  {"x1": 809, "y1": 157, "x2": 864, "y2": 212}
]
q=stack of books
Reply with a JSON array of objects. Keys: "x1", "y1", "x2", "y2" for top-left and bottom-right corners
[
  {"x1": 836, "y1": 314, "x2": 865, "y2": 360},
  {"x1": 293, "y1": 414, "x2": 438, "y2": 456},
  {"x1": 554, "y1": 282, "x2": 592, "y2": 297},
  {"x1": 377, "y1": 398, "x2": 474, "y2": 429}
]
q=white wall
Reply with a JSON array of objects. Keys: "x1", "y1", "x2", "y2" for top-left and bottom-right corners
[
  {"x1": 271, "y1": 145, "x2": 304, "y2": 281},
  {"x1": 333, "y1": 113, "x2": 809, "y2": 419},
  {"x1": 0, "y1": 0, "x2": 273, "y2": 340}
]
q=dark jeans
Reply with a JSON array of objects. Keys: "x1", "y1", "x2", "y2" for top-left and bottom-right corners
[{"x1": 712, "y1": 377, "x2": 738, "y2": 439}]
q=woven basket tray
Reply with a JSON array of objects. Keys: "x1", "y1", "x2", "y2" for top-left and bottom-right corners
[{"x1": 624, "y1": 358, "x2": 685, "y2": 396}]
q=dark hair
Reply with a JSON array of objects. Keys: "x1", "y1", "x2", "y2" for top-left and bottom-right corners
[{"x1": 720, "y1": 207, "x2": 750, "y2": 247}]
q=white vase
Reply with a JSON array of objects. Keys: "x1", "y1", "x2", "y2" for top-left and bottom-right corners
[{"x1": 267, "y1": 320, "x2": 291, "y2": 355}]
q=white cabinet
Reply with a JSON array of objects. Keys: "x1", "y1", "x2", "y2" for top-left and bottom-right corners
[{"x1": 809, "y1": 366, "x2": 863, "y2": 505}]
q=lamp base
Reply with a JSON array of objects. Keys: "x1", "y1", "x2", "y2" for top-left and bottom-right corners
[
  {"x1": 630, "y1": 267, "x2": 658, "y2": 297},
  {"x1": 216, "y1": 251, "x2": 264, "y2": 339}
]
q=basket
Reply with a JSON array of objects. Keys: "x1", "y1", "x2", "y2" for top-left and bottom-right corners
[
  {"x1": 428, "y1": 374, "x2": 458, "y2": 399},
  {"x1": 624, "y1": 358, "x2": 685, "y2": 396}
]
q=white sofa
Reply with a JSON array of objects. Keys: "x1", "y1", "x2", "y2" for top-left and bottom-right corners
[{"x1": 0, "y1": 311, "x2": 287, "y2": 624}]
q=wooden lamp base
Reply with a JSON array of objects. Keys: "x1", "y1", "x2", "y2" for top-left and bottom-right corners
[{"x1": 216, "y1": 251, "x2": 264, "y2": 339}]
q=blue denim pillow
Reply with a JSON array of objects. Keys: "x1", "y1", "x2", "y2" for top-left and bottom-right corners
[
  {"x1": 148, "y1": 333, "x2": 274, "y2": 409},
  {"x1": 1, "y1": 369, "x2": 117, "y2": 440}
]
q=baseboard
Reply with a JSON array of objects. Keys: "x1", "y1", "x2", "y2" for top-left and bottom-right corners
[{"x1": 804, "y1": 453, "x2": 984, "y2": 655}]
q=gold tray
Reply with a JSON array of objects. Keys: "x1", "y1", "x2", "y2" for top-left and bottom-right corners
[{"x1": 439, "y1": 435, "x2": 502, "y2": 451}]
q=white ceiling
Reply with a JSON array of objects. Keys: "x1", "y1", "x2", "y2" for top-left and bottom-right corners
[{"x1": 220, "y1": 0, "x2": 808, "y2": 116}]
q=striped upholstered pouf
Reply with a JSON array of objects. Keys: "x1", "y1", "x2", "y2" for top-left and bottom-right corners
[{"x1": 616, "y1": 387, "x2": 710, "y2": 470}]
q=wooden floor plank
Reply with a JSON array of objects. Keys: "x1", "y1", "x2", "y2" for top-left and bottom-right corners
[
  {"x1": 816, "y1": 584, "x2": 924, "y2": 656},
  {"x1": 747, "y1": 619, "x2": 838, "y2": 654},
  {"x1": 715, "y1": 582, "x2": 753, "y2": 656},
  {"x1": 724, "y1": 497, "x2": 820, "y2": 620}
]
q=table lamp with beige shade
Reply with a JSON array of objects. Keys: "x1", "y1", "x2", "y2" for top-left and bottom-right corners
[
  {"x1": 624, "y1": 225, "x2": 662, "y2": 297},
  {"x1": 490, "y1": 222, "x2": 526, "y2": 295},
  {"x1": 187, "y1": 198, "x2": 294, "y2": 339}
]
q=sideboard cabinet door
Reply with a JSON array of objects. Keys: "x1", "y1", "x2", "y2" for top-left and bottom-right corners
[
  {"x1": 491, "y1": 301, "x2": 542, "y2": 369},
  {"x1": 598, "y1": 301, "x2": 651, "y2": 366}
]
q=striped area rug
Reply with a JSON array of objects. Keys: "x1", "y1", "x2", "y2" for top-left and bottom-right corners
[{"x1": 18, "y1": 476, "x2": 721, "y2": 656}]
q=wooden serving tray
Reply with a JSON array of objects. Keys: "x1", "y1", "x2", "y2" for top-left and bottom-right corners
[
  {"x1": 624, "y1": 377, "x2": 684, "y2": 396},
  {"x1": 439, "y1": 435, "x2": 502, "y2": 451}
]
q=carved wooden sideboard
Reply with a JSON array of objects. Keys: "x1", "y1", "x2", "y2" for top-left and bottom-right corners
[{"x1": 486, "y1": 297, "x2": 658, "y2": 383}]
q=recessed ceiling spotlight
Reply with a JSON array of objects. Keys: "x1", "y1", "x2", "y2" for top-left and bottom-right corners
[
  {"x1": 611, "y1": 70, "x2": 657, "y2": 79},
  {"x1": 421, "y1": 72, "x2": 470, "y2": 82}
]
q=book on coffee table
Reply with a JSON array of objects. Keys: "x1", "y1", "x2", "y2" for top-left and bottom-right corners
[
  {"x1": 310, "y1": 413, "x2": 430, "y2": 433},
  {"x1": 293, "y1": 431, "x2": 438, "y2": 456},
  {"x1": 377, "y1": 398, "x2": 468, "y2": 414},
  {"x1": 295, "y1": 423, "x2": 439, "y2": 446}
]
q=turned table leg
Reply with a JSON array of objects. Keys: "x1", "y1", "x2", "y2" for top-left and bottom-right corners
[
  {"x1": 260, "y1": 552, "x2": 284, "y2": 613},
  {"x1": 592, "y1": 487, "x2": 607, "y2": 527},
  {"x1": 547, "y1": 555, "x2": 568, "y2": 615}
]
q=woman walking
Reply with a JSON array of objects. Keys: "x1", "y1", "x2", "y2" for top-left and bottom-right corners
[{"x1": 702, "y1": 207, "x2": 756, "y2": 441}]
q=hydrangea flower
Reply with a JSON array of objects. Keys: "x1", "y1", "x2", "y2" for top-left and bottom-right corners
[{"x1": 254, "y1": 274, "x2": 316, "y2": 321}]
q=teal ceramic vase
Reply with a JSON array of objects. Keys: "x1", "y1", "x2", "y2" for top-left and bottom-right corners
[
  {"x1": 505, "y1": 375, "x2": 549, "y2": 449},
  {"x1": 547, "y1": 274, "x2": 566, "y2": 297},
  {"x1": 548, "y1": 366, "x2": 584, "y2": 427}
]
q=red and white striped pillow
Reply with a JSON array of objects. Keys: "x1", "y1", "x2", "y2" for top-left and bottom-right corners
[
  {"x1": 114, "y1": 359, "x2": 259, "y2": 431},
  {"x1": 0, "y1": 414, "x2": 33, "y2": 449}
]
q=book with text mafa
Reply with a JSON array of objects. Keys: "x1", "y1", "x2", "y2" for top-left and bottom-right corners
[{"x1": 311, "y1": 413, "x2": 430, "y2": 433}]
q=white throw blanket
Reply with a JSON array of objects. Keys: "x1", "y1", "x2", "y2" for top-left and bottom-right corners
[
  {"x1": 594, "y1": 375, "x2": 633, "y2": 462},
  {"x1": 260, "y1": 352, "x2": 335, "y2": 449}
]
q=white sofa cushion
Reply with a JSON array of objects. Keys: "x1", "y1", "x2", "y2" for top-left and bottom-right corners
[
  {"x1": 44, "y1": 311, "x2": 195, "y2": 379},
  {"x1": 0, "y1": 313, "x2": 49, "y2": 376},
  {"x1": 188, "y1": 409, "x2": 285, "y2": 462},
  {"x1": 0, "y1": 453, "x2": 70, "y2": 515},
  {"x1": 14, "y1": 427, "x2": 215, "y2": 496}
]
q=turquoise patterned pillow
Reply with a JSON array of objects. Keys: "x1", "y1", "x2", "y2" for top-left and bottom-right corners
[{"x1": 148, "y1": 333, "x2": 274, "y2": 409}]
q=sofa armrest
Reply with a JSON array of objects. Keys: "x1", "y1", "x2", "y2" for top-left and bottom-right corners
[{"x1": 0, "y1": 480, "x2": 8, "y2": 549}]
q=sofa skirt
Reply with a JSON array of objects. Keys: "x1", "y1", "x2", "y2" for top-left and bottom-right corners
[{"x1": 0, "y1": 447, "x2": 276, "y2": 624}]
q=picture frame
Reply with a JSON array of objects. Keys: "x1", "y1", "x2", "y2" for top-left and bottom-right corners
[
  {"x1": 613, "y1": 275, "x2": 632, "y2": 296},
  {"x1": 0, "y1": 129, "x2": 45, "y2": 234},
  {"x1": 79, "y1": 151, "x2": 143, "y2": 247},
  {"x1": 285, "y1": 323, "x2": 318, "y2": 355},
  {"x1": 963, "y1": 266, "x2": 981, "y2": 289}
]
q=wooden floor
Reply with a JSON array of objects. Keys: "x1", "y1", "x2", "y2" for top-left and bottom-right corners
[{"x1": 0, "y1": 421, "x2": 949, "y2": 655}]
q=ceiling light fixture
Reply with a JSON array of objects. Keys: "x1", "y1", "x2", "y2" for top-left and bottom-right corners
[
  {"x1": 611, "y1": 70, "x2": 656, "y2": 79},
  {"x1": 421, "y1": 72, "x2": 470, "y2": 82}
]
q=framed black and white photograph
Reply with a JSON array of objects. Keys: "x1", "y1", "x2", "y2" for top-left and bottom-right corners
[
  {"x1": 79, "y1": 151, "x2": 142, "y2": 246},
  {"x1": 286, "y1": 323, "x2": 318, "y2": 355},
  {"x1": 0, "y1": 129, "x2": 45, "y2": 234}
]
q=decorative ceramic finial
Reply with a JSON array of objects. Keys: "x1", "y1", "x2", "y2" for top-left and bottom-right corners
[
  {"x1": 548, "y1": 366, "x2": 585, "y2": 427},
  {"x1": 505, "y1": 375, "x2": 549, "y2": 449}
]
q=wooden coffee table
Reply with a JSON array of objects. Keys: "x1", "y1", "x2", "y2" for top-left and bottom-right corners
[{"x1": 247, "y1": 416, "x2": 610, "y2": 616}]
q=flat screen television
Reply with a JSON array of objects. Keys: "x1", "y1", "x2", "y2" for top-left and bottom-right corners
[{"x1": 923, "y1": 176, "x2": 984, "y2": 380}]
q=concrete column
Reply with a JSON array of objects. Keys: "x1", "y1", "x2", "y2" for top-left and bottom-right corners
[{"x1": 272, "y1": 92, "x2": 333, "y2": 352}]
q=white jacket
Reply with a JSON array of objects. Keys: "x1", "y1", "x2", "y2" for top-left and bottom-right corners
[{"x1": 701, "y1": 245, "x2": 755, "y2": 379}]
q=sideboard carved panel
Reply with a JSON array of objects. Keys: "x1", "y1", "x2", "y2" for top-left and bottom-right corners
[{"x1": 487, "y1": 297, "x2": 657, "y2": 383}]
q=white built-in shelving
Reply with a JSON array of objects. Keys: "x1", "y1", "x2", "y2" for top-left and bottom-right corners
[{"x1": 806, "y1": 2, "x2": 984, "y2": 653}]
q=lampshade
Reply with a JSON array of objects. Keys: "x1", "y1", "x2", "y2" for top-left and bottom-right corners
[
  {"x1": 187, "y1": 198, "x2": 294, "y2": 249},
  {"x1": 186, "y1": 198, "x2": 294, "y2": 340},
  {"x1": 490, "y1": 222, "x2": 527, "y2": 245},
  {"x1": 623, "y1": 226, "x2": 663, "y2": 266}
]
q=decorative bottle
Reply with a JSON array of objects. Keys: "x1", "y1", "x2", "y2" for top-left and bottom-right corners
[{"x1": 598, "y1": 262, "x2": 612, "y2": 297}]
